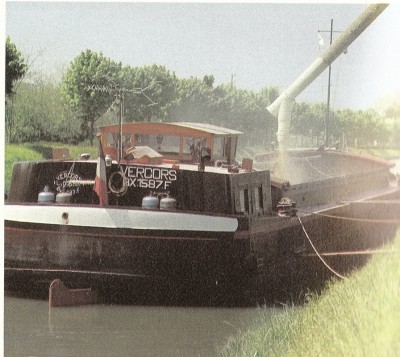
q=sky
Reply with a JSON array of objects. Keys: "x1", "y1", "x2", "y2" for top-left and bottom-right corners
[{"x1": 4, "y1": 2, "x2": 400, "y2": 110}]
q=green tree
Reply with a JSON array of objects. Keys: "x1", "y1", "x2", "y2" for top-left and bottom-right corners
[
  {"x1": 204, "y1": 84, "x2": 279, "y2": 146},
  {"x1": 392, "y1": 121, "x2": 400, "y2": 149},
  {"x1": 335, "y1": 108, "x2": 389, "y2": 148},
  {"x1": 168, "y1": 76, "x2": 215, "y2": 123},
  {"x1": 256, "y1": 86, "x2": 279, "y2": 146},
  {"x1": 202, "y1": 75, "x2": 215, "y2": 88},
  {"x1": 291, "y1": 102, "x2": 325, "y2": 147},
  {"x1": 211, "y1": 84, "x2": 257, "y2": 134},
  {"x1": 5, "y1": 36, "x2": 27, "y2": 142},
  {"x1": 120, "y1": 64, "x2": 178, "y2": 123},
  {"x1": 5, "y1": 36, "x2": 27, "y2": 96},
  {"x1": 61, "y1": 49, "x2": 122, "y2": 145},
  {"x1": 258, "y1": 86, "x2": 279, "y2": 108},
  {"x1": 8, "y1": 76, "x2": 83, "y2": 143}
]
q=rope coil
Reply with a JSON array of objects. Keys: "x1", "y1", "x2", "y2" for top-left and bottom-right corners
[{"x1": 108, "y1": 168, "x2": 128, "y2": 196}]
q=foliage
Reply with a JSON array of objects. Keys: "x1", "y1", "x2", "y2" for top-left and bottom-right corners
[
  {"x1": 6, "y1": 79, "x2": 83, "y2": 143},
  {"x1": 391, "y1": 121, "x2": 400, "y2": 149},
  {"x1": 120, "y1": 64, "x2": 179, "y2": 122},
  {"x1": 335, "y1": 108, "x2": 389, "y2": 147},
  {"x1": 168, "y1": 76, "x2": 215, "y2": 123},
  {"x1": 385, "y1": 102, "x2": 400, "y2": 120},
  {"x1": 61, "y1": 50, "x2": 122, "y2": 145},
  {"x1": 291, "y1": 102, "x2": 326, "y2": 146},
  {"x1": 5, "y1": 37, "x2": 28, "y2": 143},
  {"x1": 6, "y1": 47, "x2": 399, "y2": 148},
  {"x1": 5, "y1": 36, "x2": 27, "y2": 96},
  {"x1": 211, "y1": 84, "x2": 278, "y2": 146},
  {"x1": 168, "y1": 81, "x2": 279, "y2": 146},
  {"x1": 60, "y1": 50, "x2": 282, "y2": 146}
]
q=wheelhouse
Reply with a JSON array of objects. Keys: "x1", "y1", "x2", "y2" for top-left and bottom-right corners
[{"x1": 99, "y1": 122, "x2": 242, "y2": 165}]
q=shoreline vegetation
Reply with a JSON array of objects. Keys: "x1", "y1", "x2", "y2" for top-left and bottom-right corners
[{"x1": 221, "y1": 229, "x2": 400, "y2": 357}]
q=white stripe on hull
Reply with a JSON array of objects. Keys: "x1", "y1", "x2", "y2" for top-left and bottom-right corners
[{"x1": 5, "y1": 204, "x2": 238, "y2": 232}]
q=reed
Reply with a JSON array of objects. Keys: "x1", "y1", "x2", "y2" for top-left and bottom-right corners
[{"x1": 221, "y1": 230, "x2": 400, "y2": 356}]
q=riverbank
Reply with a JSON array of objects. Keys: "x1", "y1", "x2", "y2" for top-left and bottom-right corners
[
  {"x1": 221, "y1": 229, "x2": 400, "y2": 356},
  {"x1": 348, "y1": 147, "x2": 400, "y2": 159}
]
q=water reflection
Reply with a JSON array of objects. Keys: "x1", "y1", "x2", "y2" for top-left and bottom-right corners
[{"x1": 5, "y1": 296, "x2": 278, "y2": 356}]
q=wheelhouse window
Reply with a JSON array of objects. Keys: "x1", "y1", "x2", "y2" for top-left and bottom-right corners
[
  {"x1": 213, "y1": 136, "x2": 225, "y2": 158},
  {"x1": 230, "y1": 137, "x2": 238, "y2": 162},
  {"x1": 134, "y1": 134, "x2": 180, "y2": 155},
  {"x1": 213, "y1": 136, "x2": 238, "y2": 163},
  {"x1": 107, "y1": 132, "x2": 133, "y2": 148},
  {"x1": 183, "y1": 137, "x2": 208, "y2": 155}
]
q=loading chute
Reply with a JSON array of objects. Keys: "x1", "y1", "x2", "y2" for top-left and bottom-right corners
[{"x1": 267, "y1": 4, "x2": 388, "y2": 150}]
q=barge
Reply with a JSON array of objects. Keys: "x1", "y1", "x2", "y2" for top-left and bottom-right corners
[
  {"x1": 5, "y1": 4, "x2": 399, "y2": 303},
  {"x1": 4, "y1": 121, "x2": 400, "y2": 302}
]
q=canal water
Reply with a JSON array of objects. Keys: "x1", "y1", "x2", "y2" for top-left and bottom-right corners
[{"x1": 4, "y1": 295, "x2": 279, "y2": 356}]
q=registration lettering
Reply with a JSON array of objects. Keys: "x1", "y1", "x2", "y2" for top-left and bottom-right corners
[
  {"x1": 124, "y1": 166, "x2": 177, "y2": 190},
  {"x1": 54, "y1": 170, "x2": 83, "y2": 195}
]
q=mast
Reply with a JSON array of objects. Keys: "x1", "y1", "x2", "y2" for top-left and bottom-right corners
[
  {"x1": 325, "y1": 19, "x2": 333, "y2": 148},
  {"x1": 85, "y1": 81, "x2": 160, "y2": 163}
]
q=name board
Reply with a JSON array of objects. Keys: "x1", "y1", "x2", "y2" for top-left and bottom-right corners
[
  {"x1": 54, "y1": 170, "x2": 84, "y2": 195},
  {"x1": 124, "y1": 166, "x2": 177, "y2": 190}
]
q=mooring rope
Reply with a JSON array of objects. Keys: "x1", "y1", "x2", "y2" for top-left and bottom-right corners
[
  {"x1": 304, "y1": 157, "x2": 335, "y2": 179},
  {"x1": 302, "y1": 248, "x2": 398, "y2": 257},
  {"x1": 339, "y1": 199, "x2": 400, "y2": 204},
  {"x1": 297, "y1": 208, "x2": 400, "y2": 225},
  {"x1": 297, "y1": 216, "x2": 347, "y2": 280}
]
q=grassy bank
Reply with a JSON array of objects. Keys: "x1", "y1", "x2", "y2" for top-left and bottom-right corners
[{"x1": 221, "y1": 230, "x2": 400, "y2": 356}]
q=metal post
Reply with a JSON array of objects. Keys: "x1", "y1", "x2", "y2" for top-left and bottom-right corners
[
  {"x1": 325, "y1": 19, "x2": 333, "y2": 148},
  {"x1": 119, "y1": 90, "x2": 124, "y2": 163}
]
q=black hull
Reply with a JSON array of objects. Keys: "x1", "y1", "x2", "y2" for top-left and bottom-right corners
[
  {"x1": 5, "y1": 188, "x2": 399, "y2": 304},
  {"x1": 248, "y1": 189, "x2": 400, "y2": 301},
  {"x1": 5, "y1": 223, "x2": 246, "y2": 283},
  {"x1": 5, "y1": 211, "x2": 251, "y2": 306}
]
